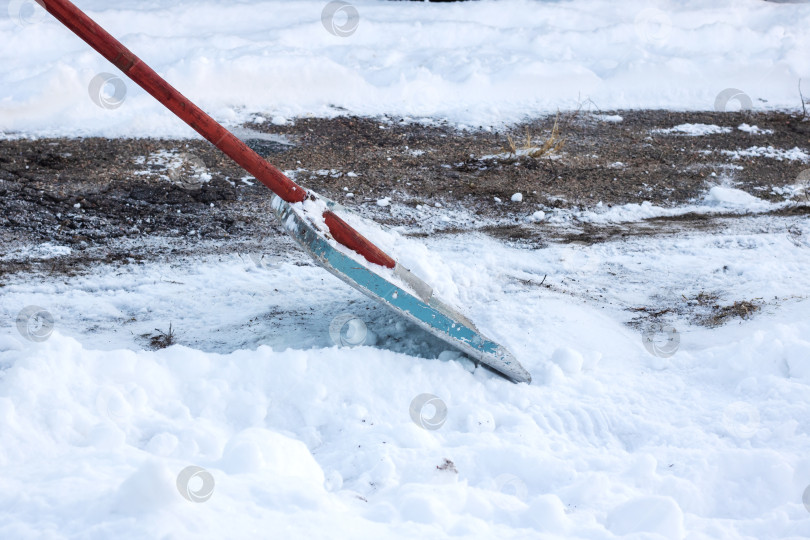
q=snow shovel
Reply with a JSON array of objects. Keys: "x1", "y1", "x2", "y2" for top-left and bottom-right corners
[{"x1": 37, "y1": 0, "x2": 532, "y2": 384}]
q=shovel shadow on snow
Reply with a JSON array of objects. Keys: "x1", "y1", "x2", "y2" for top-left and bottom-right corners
[
  {"x1": 216, "y1": 297, "x2": 480, "y2": 372},
  {"x1": 291, "y1": 301, "x2": 460, "y2": 355}
]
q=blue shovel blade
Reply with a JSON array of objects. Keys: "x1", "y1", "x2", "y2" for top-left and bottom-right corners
[{"x1": 271, "y1": 195, "x2": 532, "y2": 384}]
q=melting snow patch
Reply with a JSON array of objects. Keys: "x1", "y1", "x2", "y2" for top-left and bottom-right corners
[
  {"x1": 1, "y1": 242, "x2": 71, "y2": 261},
  {"x1": 703, "y1": 185, "x2": 771, "y2": 210},
  {"x1": 569, "y1": 186, "x2": 792, "y2": 224},
  {"x1": 721, "y1": 146, "x2": 810, "y2": 162},
  {"x1": 738, "y1": 123, "x2": 774, "y2": 135},
  {"x1": 134, "y1": 149, "x2": 212, "y2": 185},
  {"x1": 316, "y1": 169, "x2": 342, "y2": 177},
  {"x1": 594, "y1": 114, "x2": 623, "y2": 123},
  {"x1": 653, "y1": 124, "x2": 732, "y2": 136}
]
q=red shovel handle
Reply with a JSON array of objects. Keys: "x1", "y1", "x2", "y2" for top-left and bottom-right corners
[
  {"x1": 37, "y1": 0, "x2": 396, "y2": 269},
  {"x1": 36, "y1": 0, "x2": 305, "y2": 204}
]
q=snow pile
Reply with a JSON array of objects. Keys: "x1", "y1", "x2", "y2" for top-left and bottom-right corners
[
  {"x1": 2, "y1": 222, "x2": 810, "y2": 537},
  {"x1": 702, "y1": 185, "x2": 774, "y2": 210},
  {"x1": 2, "y1": 0, "x2": 810, "y2": 137}
]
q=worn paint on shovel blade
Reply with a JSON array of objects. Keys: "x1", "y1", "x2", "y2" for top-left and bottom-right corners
[{"x1": 272, "y1": 195, "x2": 532, "y2": 384}]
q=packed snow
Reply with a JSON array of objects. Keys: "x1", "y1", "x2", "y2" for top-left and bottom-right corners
[{"x1": 1, "y1": 0, "x2": 810, "y2": 138}]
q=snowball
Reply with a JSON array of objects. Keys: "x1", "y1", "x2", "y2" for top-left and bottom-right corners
[
  {"x1": 530, "y1": 210, "x2": 545, "y2": 222},
  {"x1": 511, "y1": 193, "x2": 523, "y2": 202}
]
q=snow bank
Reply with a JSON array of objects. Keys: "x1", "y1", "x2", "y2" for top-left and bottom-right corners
[{"x1": 2, "y1": 0, "x2": 810, "y2": 137}]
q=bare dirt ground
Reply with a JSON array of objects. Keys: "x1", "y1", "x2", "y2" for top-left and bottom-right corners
[{"x1": 1, "y1": 109, "x2": 809, "y2": 279}]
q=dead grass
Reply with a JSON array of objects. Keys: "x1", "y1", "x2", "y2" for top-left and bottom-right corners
[
  {"x1": 683, "y1": 293, "x2": 762, "y2": 327},
  {"x1": 628, "y1": 293, "x2": 763, "y2": 331},
  {"x1": 506, "y1": 113, "x2": 566, "y2": 159},
  {"x1": 703, "y1": 300, "x2": 761, "y2": 327},
  {"x1": 146, "y1": 323, "x2": 175, "y2": 349}
]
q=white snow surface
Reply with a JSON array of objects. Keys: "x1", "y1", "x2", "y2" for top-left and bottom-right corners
[
  {"x1": 2, "y1": 0, "x2": 810, "y2": 138},
  {"x1": 2, "y1": 216, "x2": 810, "y2": 538}
]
